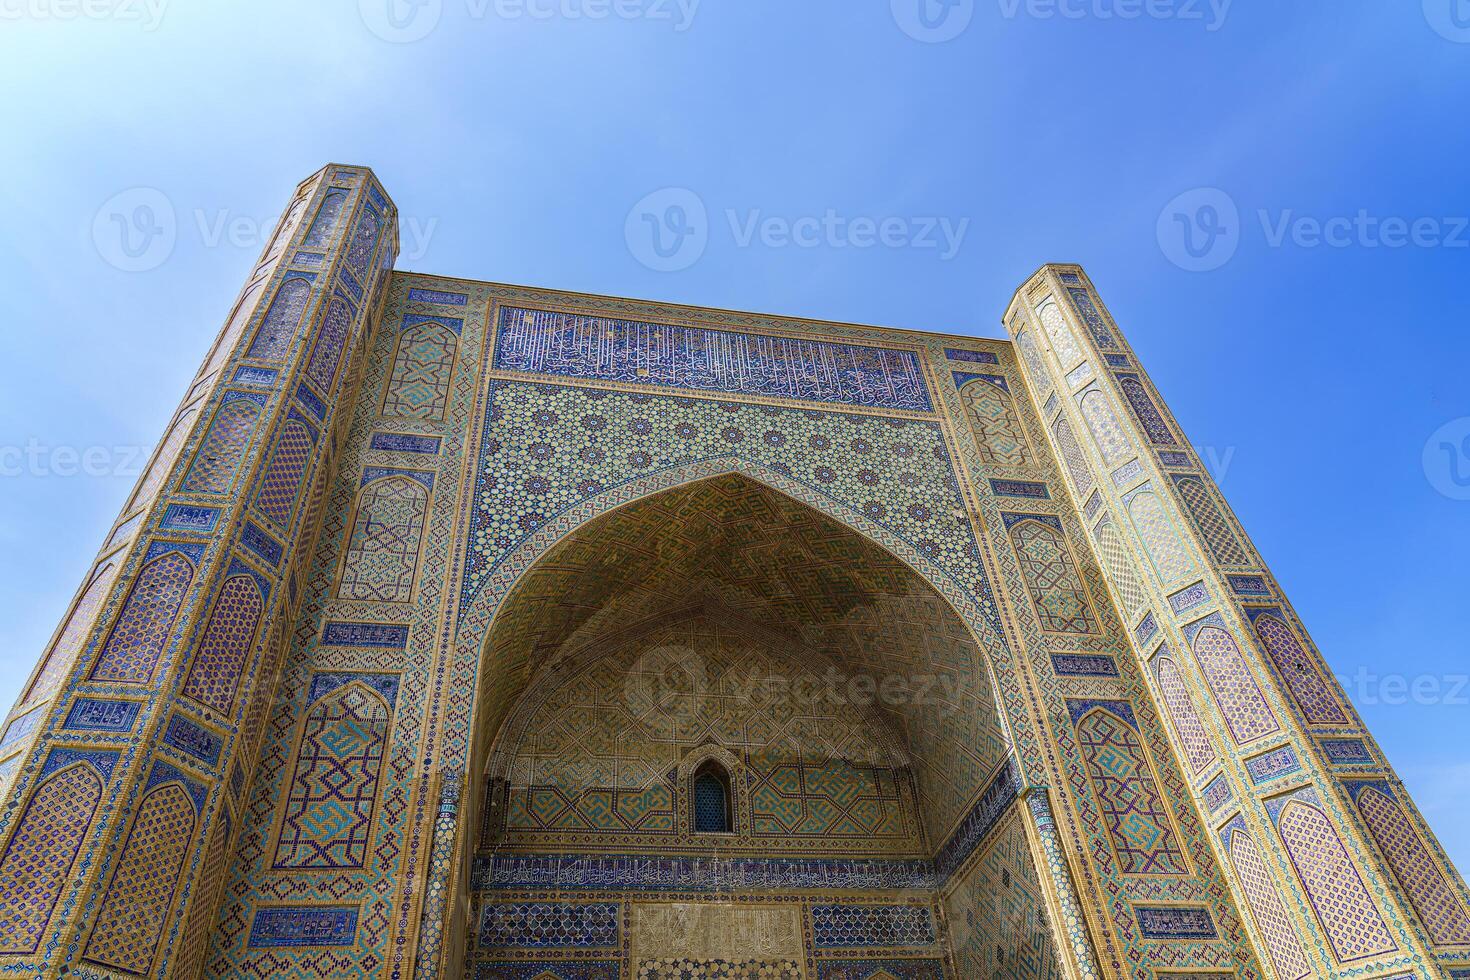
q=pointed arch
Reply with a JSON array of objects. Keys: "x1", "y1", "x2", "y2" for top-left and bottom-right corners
[
  {"x1": 1036, "y1": 297, "x2": 1085, "y2": 370},
  {"x1": 958, "y1": 376, "x2": 1030, "y2": 467},
  {"x1": 1250, "y1": 612, "x2": 1349, "y2": 726},
  {"x1": 1068, "y1": 703, "x2": 1188, "y2": 876},
  {"x1": 90, "y1": 549, "x2": 196, "y2": 684},
  {"x1": 0, "y1": 761, "x2": 106, "y2": 953},
  {"x1": 180, "y1": 571, "x2": 267, "y2": 716},
  {"x1": 337, "y1": 474, "x2": 430, "y2": 603},
  {"x1": 301, "y1": 188, "x2": 347, "y2": 248},
  {"x1": 272, "y1": 676, "x2": 396, "y2": 869},
  {"x1": 23, "y1": 559, "x2": 119, "y2": 704},
  {"x1": 181, "y1": 395, "x2": 260, "y2": 494},
  {"x1": 1188, "y1": 622, "x2": 1280, "y2": 745},
  {"x1": 129, "y1": 405, "x2": 199, "y2": 510},
  {"x1": 382, "y1": 319, "x2": 458, "y2": 420},
  {"x1": 1125, "y1": 489, "x2": 1193, "y2": 584},
  {"x1": 1226, "y1": 821, "x2": 1313, "y2": 980},
  {"x1": 691, "y1": 759, "x2": 733, "y2": 834},
  {"x1": 1351, "y1": 783, "x2": 1470, "y2": 946},
  {"x1": 1004, "y1": 515, "x2": 1098, "y2": 635},
  {"x1": 1152, "y1": 652, "x2": 1218, "y2": 775},
  {"x1": 1078, "y1": 388, "x2": 1134, "y2": 467},
  {"x1": 253, "y1": 416, "x2": 316, "y2": 526},
  {"x1": 85, "y1": 780, "x2": 199, "y2": 974},
  {"x1": 246, "y1": 275, "x2": 314, "y2": 361},
  {"x1": 303, "y1": 295, "x2": 355, "y2": 394},
  {"x1": 1275, "y1": 796, "x2": 1397, "y2": 961}
]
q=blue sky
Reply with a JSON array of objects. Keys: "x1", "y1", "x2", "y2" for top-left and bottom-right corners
[{"x1": 1, "y1": 2, "x2": 1468, "y2": 868}]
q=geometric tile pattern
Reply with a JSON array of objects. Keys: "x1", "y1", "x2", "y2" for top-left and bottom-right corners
[
  {"x1": 478, "y1": 902, "x2": 619, "y2": 948},
  {"x1": 1349, "y1": 781, "x2": 1470, "y2": 946},
  {"x1": 1346, "y1": 775, "x2": 1470, "y2": 946},
  {"x1": 180, "y1": 571, "x2": 266, "y2": 715},
  {"x1": 814, "y1": 962, "x2": 947, "y2": 979},
  {"x1": 637, "y1": 961, "x2": 801, "y2": 979},
  {"x1": 1090, "y1": 517, "x2": 1148, "y2": 617},
  {"x1": 383, "y1": 320, "x2": 458, "y2": 419},
  {"x1": 1225, "y1": 819, "x2": 1313, "y2": 980},
  {"x1": 1249, "y1": 611, "x2": 1350, "y2": 727},
  {"x1": 272, "y1": 675, "x2": 397, "y2": 869},
  {"x1": 246, "y1": 276, "x2": 314, "y2": 361},
  {"x1": 1005, "y1": 515, "x2": 1098, "y2": 635},
  {"x1": 253, "y1": 416, "x2": 316, "y2": 525},
  {"x1": 337, "y1": 474, "x2": 428, "y2": 603},
  {"x1": 1114, "y1": 374, "x2": 1176, "y2": 446},
  {"x1": 1171, "y1": 474, "x2": 1247, "y2": 567},
  {"x1": 128, "y1": 406, "x2": 198, "y2": 510},
  {"x1": 1272, "y1": 791, "x2": 1397, "y2": 962},
  {"x1": 1051, "y1": 415, "x2": 1094, "y2": 495},
  {"x1": 1037, "y1": 299, "x2": 1085, "y2": 370},
  {"x1": 343, "y1": 207, "x2": 381, "y2": 281},
  {"x1": 22, "y1": 559, "x2": 118, "y2": 704},
  {"x1": 302, "y1": 189, "x2": 347, "y2": 248},
  {"x1": 304, "y1": 296, "x2": 354, "y2": 394},
  {"x1": 944, "y1": 807, "x2": 1063, "y2": 979},
  {"x1": 1078, "y1": 389, "x2": 1134, "y2": 467},
  {"x1": 85, "y1": 781, "x2": 198, "y2": 974},
  {"x1": 1188, "y1": 621, "x2": 1281, "y2": 745},
  {"x1": 1125, "y1": 489, "x2": 1193, "y2": 584},
  {"x1": 1069, "y1": 702, "x2": 1189, "y2": 876},
  {"x1": 959, "y1": 377, "x2": 1030, "y2": 467},
  {"x1": 809, "y1": 904, "x2": 936, "y2": 947},
  {"x1": 1014, "y1": 328, "x2": 1054, "y2": 400},
  {"x1": 0, "y1": 760, "x2": 105, "y2": 953},
  {"x1": 182, "y1": 396, "x2": 261, "y2": 493},
  {"x1": 1152, "y1": 652, "x2": 1219, "y2": 776},
  {"x1": 1064, "y1": 288, "x2": 1117, "y2": 350},
  {"x1": 90, "y1": 549, "x2": 196, "y2": 684}
]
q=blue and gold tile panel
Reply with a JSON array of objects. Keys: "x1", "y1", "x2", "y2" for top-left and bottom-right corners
[
  {"x1": 478, "y1": 901, "x2": 619, "y2": 949},
  {"x1": 62, "y1": 698, "x2": 141, "y2": 733},
  {"x1": 248, "y1": 905, "x2": 360, "y2": 948},
  {"x1": 810, "y1": 903, "x2": 936, "y2": 948},
  {"x1": 1133, "y1": 905, "x2": 1217, "y2": 940},
  {"x1": 494, "y1": 306, "x2": 933, "y2": 412}
]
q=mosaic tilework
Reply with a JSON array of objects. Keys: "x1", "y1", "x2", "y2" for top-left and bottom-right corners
[
  {"x1": 301, "y1": 188, "x2": 347, "y2": 248},
  {"x1": 1004, "y1": 514, "x2": 1098, "y2": 635},
  {"x1": 1078, "y1": 389, "x2": 1133, "y2": 467},
  {"x1": 182, "y1": 394, "x2": 263, "y2": 493},
  {"x1": 272, "y1": 674, "x2": 398, "y2": 869},
  {"x1": 1269, "y1": 788, "x2": 1397, "y2": 961},
  {"x1": 0, "y1": 756, "x2": 108, "y2": 953},
  {"x1": 129, "y1": 405, "x2": 199, "y2": 510},
  {"x1": 495, "y1": 306, "x2": 933, "y2": 411},
  {"x1": 477, "y1": 963, "x2": 620, "y2": 979},
  {"x1": 23, "y1": 560, "x2": 119, "y2": 703},
  {"x1": 247, "y1": 905, "x2": 359, "y2": 947},
  {"x1": 478, "y1": 902, "x2": 619, "y2": 948},
  {"x1": 337, "y1": 473, "x2": 429, "y2": 603},
  {"x1": 1187, "y1": 619, "x2": 1281, "y2": 745},
  {"x1": 254, "y1": 414, "x2": 317, "y2": 525},
  {"x1": 1124, "y1": 488, "x2": 1193, "y2": 584},
  {"x1": 1347, "y1": 781, "x2": 1470, "y2": 946},
  {"x1": 1051, "y1": 414, "x2": 1094, "y2": 495},
  {"x1": 90, "y1": 546, "x2": 197, "y2": 684},
  {"x1": 1089, "y1": 517, "x2": 1148, "y2": 616},
  {"x1": 1244, "y1": 747, "x2": 1300, "y2": 786},
  {"x1": 638, "y1": 960, "x2": 801, "y2": 979},
  {"x1": 944, "y1": 806, "x2": 1064, "y2": 979},
  {"x1": 1064, "y1": 288, "x2": 1117, "y2": 350},
  {"x1": 0, "y1": 706, "x2": 41, "y2": 752},
  {"x1": 815, "y1": 961, "x2": 946, "y2": 979},
  {"x1": 1037, "y1": 298, "x2": 1086, "y2": 369},
  {"x1": 1248, "y1": 611, "x2": 1350, "y2": 726},
  {"x1": 85, "y1": 777, "x2": 200, "y2": 974},
  {"x1": 1170, "y1": 474, "x2": 1247, "y2": 567},
  {"x1": 1014, "y1": 328, "x2": 1054, "y2": 400},
  {"x1": 246, "y1": 275, "x2": 315, "y2": 360},
  {"x1": 383, "y1": 319, "x2": 459, "y2": 419},
  {"x1": 1133, "y1": 905, "x2": 1216, "y2": 939},
  {"x1": 959, "y1": 375, "x2": 1030, "y2": 466},
  {"x1": 343, "y1": 206, "x2": 381, "y2": 281},
  {"x1": 304, "y1": 295, "x2": 355, "y2": 393},
  {"x1": 810, "y1": 904, "x2": 936, "y2": 947},
  {"x1": 1224, "y1": 819, "x2": 1312, "y2": 980},
  {"x1": 62, "y1": 697, "x2": 140, "y2": 732},
  {"x1": 1152, "y1": 652, "x2": 1218, "y2": 776},
  {"x1": 180, "y1": 569, "x2": 267, "y2": 715},
  {"x1": 1114, "y1": 374, "x2": 1176, "y2": 446},
  {"x1": 1068, "y1": 701, "x2": 1189, "y2": 876}
]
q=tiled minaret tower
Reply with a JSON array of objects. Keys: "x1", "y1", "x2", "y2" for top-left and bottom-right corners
[
  {"x1": 1003, "y1": 264, "x2": 1470, "y2": 980},
  {"x1": 0, "y1": 165, "x2": 397, "y2": 977}
]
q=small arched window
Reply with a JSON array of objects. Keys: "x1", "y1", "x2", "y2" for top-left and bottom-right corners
[{"x1": 692, "y1": 761, "x2": 732, "y2": 834}]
